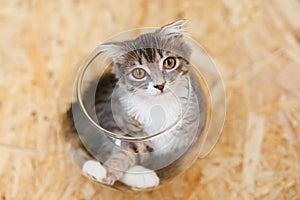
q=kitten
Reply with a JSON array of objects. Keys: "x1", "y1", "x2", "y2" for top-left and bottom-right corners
[{"x1": 63, "y1": 20, "x2": 205, "y2": 189}]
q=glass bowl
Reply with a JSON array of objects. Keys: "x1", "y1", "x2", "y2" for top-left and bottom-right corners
[{"x1": 57, "y1": 27, "x2": 225, "y2": 191}]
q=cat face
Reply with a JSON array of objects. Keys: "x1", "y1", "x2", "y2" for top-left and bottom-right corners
[{"x1": 100, "y1": 20, "x2": 191, "y2": 97}]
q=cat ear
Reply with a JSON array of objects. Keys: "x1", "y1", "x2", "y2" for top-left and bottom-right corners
[
  {"x1": 158, "y1": 19, "x2": 187, "y2": 38},
  {"x1": 97, "y1": 42, "x2": 126, "y2": 77},
  {"x1": 97, "y1": 42, "x2": 126, "y2": 63}
]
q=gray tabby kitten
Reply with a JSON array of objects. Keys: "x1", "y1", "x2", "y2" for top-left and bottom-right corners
[{"x1": 64, "y1": 20, "x2": 203, "y2": 189}]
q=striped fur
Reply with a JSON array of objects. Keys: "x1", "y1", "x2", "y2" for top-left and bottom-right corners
[{"x1": 64, "y1": 20, "x2": 205, "y2": 188}]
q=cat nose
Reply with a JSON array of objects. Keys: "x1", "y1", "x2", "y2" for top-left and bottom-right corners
[{"x1": 154, "y1": 84, "x2": 165, "y2": 92}]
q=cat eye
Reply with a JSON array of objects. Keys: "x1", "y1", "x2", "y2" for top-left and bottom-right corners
[
  {"x1": 163, "y1": 57, "x2": 176, "y2": 70},
  {"x1": 131, "y1": 68, "x2": 146, "y2": 79}
]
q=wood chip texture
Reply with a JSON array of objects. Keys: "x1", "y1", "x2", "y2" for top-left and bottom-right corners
[{"x1": 0, "y1": 0, "x2": 299, "y2": 199}]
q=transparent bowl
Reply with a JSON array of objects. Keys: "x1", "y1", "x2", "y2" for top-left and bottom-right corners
[{"x1": 58, "y1": 28, "x2": 225, "y2": 191}]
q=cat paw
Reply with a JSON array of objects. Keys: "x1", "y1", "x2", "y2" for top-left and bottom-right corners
[
  {"x1": 120, "y1": 165, "x2": 159, "y2": 189},
  {"x1": 82, "y1": 160, "x2": 106, "y2": 182}
]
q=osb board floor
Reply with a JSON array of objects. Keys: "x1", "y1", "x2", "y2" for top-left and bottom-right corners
[{"x1": 0, "y1": 0, "x2": 300, "y2": 199}]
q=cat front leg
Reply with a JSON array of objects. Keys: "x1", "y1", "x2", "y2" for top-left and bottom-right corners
[
  {"x1": 105, "y1": 142, "x2": 159, "y2": 189},
  {"x1": 102, "y1": 147, "x2": 138, "y2": 185},
  {"x1": 82, "y1": 147, "x2": 137, "y2": 185},
  {"x1": 82, "y1": 160, "x2": 107, "y2": 181},
  {"x1": 120, "y1": 165, "x2": 159, "y2": 189},
  {"x1": 82, "y1": 141, "x2": 159, "y2": 189}
]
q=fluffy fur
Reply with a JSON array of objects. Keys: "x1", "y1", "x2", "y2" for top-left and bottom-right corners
[{"x1": 64, "y1": 20, "x2": 205, "y2": 189}]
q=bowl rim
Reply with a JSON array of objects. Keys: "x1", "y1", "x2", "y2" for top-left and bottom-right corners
[{"x1": 74, "y1": 46, "x2": 198, "y2": 142}]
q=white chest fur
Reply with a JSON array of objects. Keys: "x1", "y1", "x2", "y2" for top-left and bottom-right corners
[
  {"x1": 119, "y1": 77, "x2": 189, "y2": 135},
  {"x1": 113, "y1": 76, "x2": 191, "y2": 156},
  {"x1": 122, "y1": 92, "x2": 183, "y2": 134}
]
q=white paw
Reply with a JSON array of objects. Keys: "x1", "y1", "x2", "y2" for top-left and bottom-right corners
[
  {"x1": 120, "y1": 165, "x2": 159, "y2": 189},
  {"x1": 82, "y1": 160, "x2": 106, "y2": 182}
]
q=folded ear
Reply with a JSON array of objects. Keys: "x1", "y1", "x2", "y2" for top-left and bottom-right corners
[
  {"x1": 97, "y1": 42, "x2": 126, "y2": 63},
  {"x1": 158, "y1": 19, "x2": 187, "y2": 38},
  {"x1": 97, "y1": 42, "x2": 127, "y2": 77}
]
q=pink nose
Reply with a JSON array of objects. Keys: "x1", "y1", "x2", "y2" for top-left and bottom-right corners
[{"x1": 154, "y1": 84, "x2": 164, "y2": 92}]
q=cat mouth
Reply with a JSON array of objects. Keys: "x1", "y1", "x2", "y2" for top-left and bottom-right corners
[{"x1": 154, "y1": 89, "x2": 170, "y2": 96}]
